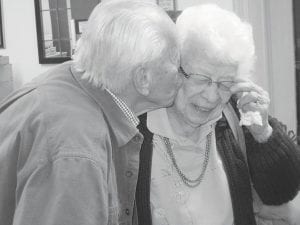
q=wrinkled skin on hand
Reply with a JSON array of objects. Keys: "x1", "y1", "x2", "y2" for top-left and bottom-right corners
[{"x1": 230, "y1": 78, "x2": 272, "y2": 142}]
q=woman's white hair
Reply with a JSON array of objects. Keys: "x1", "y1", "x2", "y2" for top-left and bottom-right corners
[
  {"x1": 176, "y1": 4, "x2": 256, "y2": 78},
  {"x1": 73, "y1": 0, "x2": 179, "y2": 93}
]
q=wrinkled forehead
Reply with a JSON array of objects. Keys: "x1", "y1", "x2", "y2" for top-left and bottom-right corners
[{"x1": 182, "y1": 56, "x2": 238, "y2": 80}]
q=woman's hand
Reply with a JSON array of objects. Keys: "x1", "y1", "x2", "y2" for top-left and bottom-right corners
[
  {"x1": 257, "y1": 201, "x2": 300, "y2": 225},
  {"x1": 253, "y1": 190, "x2": 300, "y2": 225},
  {"x1": 230, "y1": 78, "x2": 272, "y2": 142}
]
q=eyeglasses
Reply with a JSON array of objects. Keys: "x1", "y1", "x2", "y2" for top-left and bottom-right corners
[{"x1": 179, "y1": 66, "x2": 235, "y2": 92}]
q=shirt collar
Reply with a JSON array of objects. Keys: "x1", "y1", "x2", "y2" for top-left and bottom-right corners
[
  {"x1": 105, "y1": 88, "x2": 139, "y2": 127},
  {"x1": 70, "y1": 63, "x2": 139, "y2": 147},
  {"x1": 147, "y1": 108, "x2": 221, "y2": 146}
]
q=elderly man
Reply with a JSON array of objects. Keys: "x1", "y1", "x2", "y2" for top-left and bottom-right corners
[{"x1": 0, "y1": 1, "x2": 182, "y2": 225}]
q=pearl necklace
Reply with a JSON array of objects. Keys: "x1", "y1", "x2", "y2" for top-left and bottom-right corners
[{"x1": 160, "y1": 132, "x2": 212, "y2": 188}]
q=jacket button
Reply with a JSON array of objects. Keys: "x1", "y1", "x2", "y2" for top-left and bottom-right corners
[
  {"x1": 132, "y1": 135, "x2": 142, "y2": 143},
  {"x1": 125, "y1": 208, "x2": 130, "y2": 215},
  {"x1": 125, "y1": 170, "x2": 133, "y2": 177}
]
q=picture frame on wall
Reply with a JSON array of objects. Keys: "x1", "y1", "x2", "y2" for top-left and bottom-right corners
[
  {"x1": 0, "y1": 0, "x2": 4, "y2": 48},
  {"x1": 157, "y1": 0, "x2": 181, "y2": 23},
  {"x1": 157, "y1": 0, "x2": 177, "y2": 11},
  {"x1": 75, "y1": 19, "x2": 88, "y2": 34}
]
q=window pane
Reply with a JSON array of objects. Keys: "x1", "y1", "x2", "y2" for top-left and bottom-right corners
[
  {"x1": 59, "y1": 40, "x2": 72, "y2": 57},
  {"x1": 66, "y1": 0, "x2": 71, "y2": 8},
  {"x1": 40, "y1": 0, "x2": 50, "y2": 10},
  {"x1": 43, "y1": 40, "x2": 71, "y2": 58},
  {"x1": 44, "y1": 40, "x2": 60, "y2": 58},
  {"x1": 57, "y1": 9, "x2": 70, "y2": 39},
  {"x1": 48, "y1": 0, "x2": 58, "y2": 10},
  {"x1": 67, "y1": 9, "x2": 73, "y2": 41},
  {"x1": 42, "y1": 10, "x2": 59, "y2": 41},
  {"x1": 57, "y1": 0, "x2": 68, "y2": 9}
]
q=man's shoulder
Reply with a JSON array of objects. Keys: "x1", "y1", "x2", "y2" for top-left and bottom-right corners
[
  {"x1": 39, "y1": 85, "x2": 111, "y2": 142},
  {"x1": 33, "y1": 88, "x2": 112, "y2": 163},
  {"x1": 2, "y1": 67, "x2": 112, "y2": 147}
]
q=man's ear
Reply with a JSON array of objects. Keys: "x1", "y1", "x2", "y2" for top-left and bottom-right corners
[{"x1": 132, "y1": 66, "x2": 151, "y2": 96}]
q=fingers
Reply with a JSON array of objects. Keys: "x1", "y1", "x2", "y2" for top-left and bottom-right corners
[
  {"x1": 230, "y1": 78, "x2": 270, "y2": 112},
  {"x1": 258, "y1": 204, "x2": 290, "y2": 221},
  {"x1": 238, "y1": 91, "x2": 259, "y2": 107},
  {"x1": 237, "y1": 91, "x2": 270, "y2": 112},
  {"x1": 230, "y1": 79, "x2": 265, "y2": 95}
]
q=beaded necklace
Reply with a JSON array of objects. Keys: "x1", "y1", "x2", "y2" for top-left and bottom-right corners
[{"x1": 159, "y1": 132, "x2": 212, "y2": 188}]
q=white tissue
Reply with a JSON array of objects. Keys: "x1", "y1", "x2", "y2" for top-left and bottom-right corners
[{"x1": 239, "y1": 109, "x2": 263, "y2": 126}]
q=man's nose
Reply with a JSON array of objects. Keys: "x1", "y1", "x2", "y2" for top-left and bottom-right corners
[{"x1": 202, "y1": 83, "x2": 220, "y2": 103}]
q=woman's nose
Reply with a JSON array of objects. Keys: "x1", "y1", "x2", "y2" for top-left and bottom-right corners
[{"x1": 202, "y1": 83, "x2": 220, "y2": 103}]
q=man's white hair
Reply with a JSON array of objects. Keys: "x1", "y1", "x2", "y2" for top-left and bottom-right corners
[
  {"x1": 73, "y1": 0, "x2": 179, "y2": 93},
  {"x1": 176, "y1": 4, "x2": 256, "y2": 78}
]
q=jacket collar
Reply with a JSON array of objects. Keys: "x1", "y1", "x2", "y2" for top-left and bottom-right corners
[{"x1": 69, "y1": 63, "x2": 139, "y2": 147}]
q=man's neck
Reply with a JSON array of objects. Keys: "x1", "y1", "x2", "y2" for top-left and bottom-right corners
[{"x1": 111, "y1": 90, "x2": 159, "y2": 117}]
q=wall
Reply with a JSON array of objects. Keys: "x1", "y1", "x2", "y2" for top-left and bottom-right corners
[
  {"x1": 266, "y1": 0, "x2": 296, "y2": 133},
  {"x1": 0, "y1": 0, "x2": 55, "y2": 88}
]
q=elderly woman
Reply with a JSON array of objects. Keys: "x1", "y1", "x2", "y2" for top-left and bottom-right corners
[{"x1": 135, "y1": 4, "x2": 300, "y2": 225}]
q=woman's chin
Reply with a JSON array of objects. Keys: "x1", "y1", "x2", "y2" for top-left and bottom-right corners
[
  {"x1": 189, "y1": 107, "x2": 222, "y2": 126},
  {"x1": 188, "y1": 111, "x2": 210, "y2": 126}
]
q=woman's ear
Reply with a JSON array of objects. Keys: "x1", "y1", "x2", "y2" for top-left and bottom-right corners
[{"x1": 132, "y1": 66, "x2": 151, "y2": 96}]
